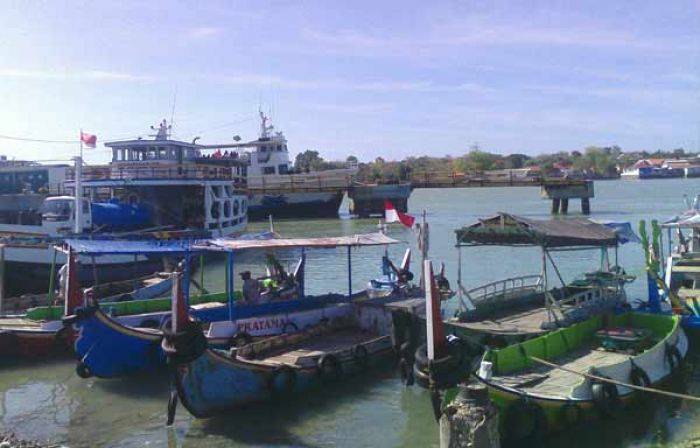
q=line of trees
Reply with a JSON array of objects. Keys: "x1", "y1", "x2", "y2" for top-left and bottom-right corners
[{"x1": 293, "y1": 146, "x2": 693, "y2": 182}]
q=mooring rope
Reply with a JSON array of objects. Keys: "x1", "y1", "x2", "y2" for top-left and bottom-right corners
[{"x1": 529, "y1": 355, "x2": 700, "y2": 402}]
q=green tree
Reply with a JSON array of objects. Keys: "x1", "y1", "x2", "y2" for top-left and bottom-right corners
[{"x1": 294, "y1": 150, "x2": 325, "y2": 172}]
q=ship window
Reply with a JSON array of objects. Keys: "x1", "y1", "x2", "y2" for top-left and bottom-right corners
[
  {"x1": 241, "y1": 199, "x2": 247, "y2": 213},
  {"x1": 210, "y1": 203, "x2": 220, "y2": 219},
  {"x1": 223, "y1": 201, "x2": 231, "y2": 217},
  {"x1": 263, "y1": 166, "x2": 275, "y2": 175},
  {"x1": 278, "y1": 164, "x2": 288, "y2": 174},
  {"x1": 233, "y1": 199, "x2": 240, "y2": 216},
  {"x1": 277, "y1": 145, "x2": 282, "y2": 152}
]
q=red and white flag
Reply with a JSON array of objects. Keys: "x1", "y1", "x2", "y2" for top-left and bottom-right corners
[
  {"x1": 80, "y1": 131, "x2": 97, "y2": 148},
  {"x1": 384, "y1": 200, "x2": 415, "y2": 228}
]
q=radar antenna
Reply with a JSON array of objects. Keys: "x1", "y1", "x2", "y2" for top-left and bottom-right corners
[{"x1": 259, "y1": 110, "x2": 274, "y2": 139}]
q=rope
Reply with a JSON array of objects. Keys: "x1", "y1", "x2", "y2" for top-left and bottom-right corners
[
  {"x1": 529, "y1": 355, "x2": 700, "y2": 402},
  {"x1": 0, "y1": 134, "x2": 77, "y2": 144}
]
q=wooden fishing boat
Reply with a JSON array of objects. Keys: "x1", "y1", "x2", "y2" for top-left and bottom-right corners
[
  {"x1": 0, "y1": 249, "x2": 83, "y2": 358},
  {"x1": 161, "y1": 235, "x2": 417, "y2": 421},
  {"x1": 464, "y1": 312, "x2": 687, "y2": 440},
  {"x1": 447, "y1": 213, "x2": 636, "y2": 346},
  {"x1": 65, "y1": 233, "x2": 409, "y2": 378},
  {"x1": 1, "y1": 271, "x2": 172, "y2": 314},
  {"x1": 0, "y1": 239, "x2": 227, "y2": 360}
]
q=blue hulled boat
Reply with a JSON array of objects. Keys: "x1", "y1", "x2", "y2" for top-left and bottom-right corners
[
  {"x1": 64, "y1": 233, "x2": 411, "y2": 378},
  {"x1": 161, "y1": 245, "x2": 413, "y2": 422}
]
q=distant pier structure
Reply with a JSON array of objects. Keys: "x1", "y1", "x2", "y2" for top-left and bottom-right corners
[{"x1": 540, "y1": 179, "x2": 594, "y2": 215}]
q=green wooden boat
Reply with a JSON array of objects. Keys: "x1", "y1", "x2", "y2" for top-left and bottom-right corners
[{"x1": 452, "y1": 312, "x2": 688, "y2": 440}]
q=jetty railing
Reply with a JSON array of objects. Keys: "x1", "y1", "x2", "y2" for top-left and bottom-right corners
[
  {"x1": 462, "y1": 274, "x2": 544, "y2": 307},
  {"x1": 248, "y1": 172, "x2": 356, "y2": 193}
]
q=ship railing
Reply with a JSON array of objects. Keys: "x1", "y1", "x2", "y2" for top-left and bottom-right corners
[
  {"x1": 555, "y1": 283, "x2": 613, "y2": 308},
  {"x1": 463, "y1": 274, "x2": 544, "y2": 307},
  {"x1": 68, "y1": 165, "x2": 246, "y2": 187}
]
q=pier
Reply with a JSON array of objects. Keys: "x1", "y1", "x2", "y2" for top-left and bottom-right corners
[
  {"x1": 407, "y1": 170, "x2": 595, "y2": 214},
  {"x1": 540, "y1": 180, "x2": 594, "y2": 215}
]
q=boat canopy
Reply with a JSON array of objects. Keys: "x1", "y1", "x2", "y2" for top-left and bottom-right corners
[
  {"x1": 62, "y1": 238, "x2": 197, "y2": 255},
  {"x1": 455, "y1": 213, "x2": 621, "y2": 248},
  {"x1": 662, "y1": 212, "x2": 700, "y2": 228},
  {"x1": 61, "y1": 231, "x2": 279, "y2": 255},
  {"x1": 196, "y1": 232, "x2": 399, "y2": 251}
]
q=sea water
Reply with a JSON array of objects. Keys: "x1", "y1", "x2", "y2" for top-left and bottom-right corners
[{"x1": 2, "y1": 179, "x2": 700, "y2": 447}]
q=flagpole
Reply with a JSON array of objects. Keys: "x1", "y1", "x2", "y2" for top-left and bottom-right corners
[{"x1": 74, "y1": 130, "x2": 84, "y2": 234}]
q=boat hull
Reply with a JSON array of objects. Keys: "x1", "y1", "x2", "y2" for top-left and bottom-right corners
[
  {"x1": 70, "y1": 295, "x2": 354, "y2": 378},
  {"x1": 175, "y1": 336, "x2": 393, "y2": 417},
  {"x1": 4, "y1": 252, "x2": 162, "y2": 296},
  {"x1": 469, "y1": 312, "x2": 688, "y2": 438},
  {"x1": 247, "y1": 191, "x2": 344, "y2": 220},
  {"x1": 0, "y1": 327, "x2": 72, "y2": 359}
]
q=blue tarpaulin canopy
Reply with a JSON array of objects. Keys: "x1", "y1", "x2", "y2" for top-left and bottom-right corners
[
  {"x1": 593, "y1": 221, "x2": 641, "y2": 244},
  {"x1": 61, "y1": 231, "x2": 280, "y2": 255}
]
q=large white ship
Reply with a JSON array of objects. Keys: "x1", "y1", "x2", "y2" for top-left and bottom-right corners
[
  {"x1": 203, "y1": 113, "x2": 357, "y2": 219},
  {"x1": 1, "y1": 120, "x2": 249, "y2": 294}
]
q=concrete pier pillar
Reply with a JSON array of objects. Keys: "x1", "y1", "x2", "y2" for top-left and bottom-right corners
[
  {"x1": 560, "y1": 198, "x2": 569, "y2": 214},
  {"x1": 581, "y1": 197, "x2": 591, "y2": 215},
  {"x1": 440, "y1": 383, "x2": 500, "y2": 448},
  {"x1": 551, "y1": 198, "x2": 561, "y2": 214}
]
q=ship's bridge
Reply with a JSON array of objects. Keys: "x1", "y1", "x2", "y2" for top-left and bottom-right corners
[{"x1": 70, "y1": 137, "x2": 247, "y2": 190}]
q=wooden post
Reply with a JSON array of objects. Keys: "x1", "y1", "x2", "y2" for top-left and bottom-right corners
[
  {"x1": 47, "y1": 248, "x2": 57, "y2": 312},
  {"x1": 227, "y1": 251, "x2": 235, "y2": 321},
  {"x1": 560, "y1": 198, "x2": 569, "y2": 214},
  {"x1": 199, "y1": 254, "x2": 205, "y2": 294},
  {"x1": 347, "y1": 246, "x2": 352, "y2": 297},
  {"x1": 581, "y1": 197, "x2": 591, "y2": 214},
  {"x1": 182, "y1": 251, "x2": 191, "y2": 307},
  {"x1": 551, "y1": 198, "x2": 561, "y2": 214},
  {"x1": 300, "y1": 247, "x2": 306, "y2": 298},
  {"x1": 0, "y1": 245, "x2": 5, "y2": 315}
]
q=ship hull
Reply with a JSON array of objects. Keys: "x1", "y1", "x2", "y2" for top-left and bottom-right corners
[
  {"x1": 3, "y1": 245, "x2": 163, "y2": 296},
  {"x1": 247, "y1": 191, "x2": 344, "y2": 220}
]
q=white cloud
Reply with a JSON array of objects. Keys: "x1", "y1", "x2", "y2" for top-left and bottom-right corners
[
  {"x1": 0, "y1": 68, "x2": 153, "y2": 82},
  {"x1": 187, "y1": 27, "x2": 224, "y2": 39},
  {"x1": 211, "y1": 73, "x2": 490, "y2": 93}
]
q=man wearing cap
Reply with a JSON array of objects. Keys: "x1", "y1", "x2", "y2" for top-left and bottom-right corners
[{"x1": 240, "y1": 271, "x2": 261, "y2": 304}]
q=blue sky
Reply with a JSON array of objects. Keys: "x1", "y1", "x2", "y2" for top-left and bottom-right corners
[{"x1": 0, "y1": 0, "x2": 698, "y2": 164}]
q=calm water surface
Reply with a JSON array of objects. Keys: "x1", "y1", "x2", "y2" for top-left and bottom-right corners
[{"x1": 4, "y1": 179, "x2": 700, "y2": 447}]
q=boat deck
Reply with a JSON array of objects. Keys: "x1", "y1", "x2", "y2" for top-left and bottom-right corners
[
  {"x1": 0, "y1": 317, "x2": 47, "y2": 331},
  {"x1": 450, "y1": 304, "x2": 557, "y2": 336},
  {"x1": 490, "y1": 344, "x2": 629, "y2": 399},
  {"x1": 239, "y1": 327, "x2": 384, "y2": 369}
]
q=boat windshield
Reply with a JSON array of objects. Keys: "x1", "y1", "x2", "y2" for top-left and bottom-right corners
[{"x1": 40, "y1": 199, "x2": 73, "y2": 221}]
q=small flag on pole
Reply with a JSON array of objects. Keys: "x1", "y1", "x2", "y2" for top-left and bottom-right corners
[
  {"x1": 80, "y1": 131, "x2": 97, "y2": 148},
  {"x1": 384, "y1": 200, "x2": 415, "y2": 228}
]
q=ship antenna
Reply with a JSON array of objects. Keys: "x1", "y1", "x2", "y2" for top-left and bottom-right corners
[{"x1": 169, "y1": 85, "x2": 178, "y2": 131}]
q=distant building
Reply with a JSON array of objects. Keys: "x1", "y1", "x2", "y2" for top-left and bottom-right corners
[{"x1": 621, "y1": 158, "x2": 685, "y2": 179}]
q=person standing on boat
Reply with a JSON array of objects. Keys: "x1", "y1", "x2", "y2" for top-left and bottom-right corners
[{"x1": 240, "y1": 271, "x2": 261, "y2": 304}]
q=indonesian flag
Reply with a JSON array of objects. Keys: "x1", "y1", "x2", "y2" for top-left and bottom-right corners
[
  {"x1": 384, "y1": 200, "x2": 415, "y2": 228},
  {"x1": 80, "y1": 131, "x2": 97, "y2": 148}
]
